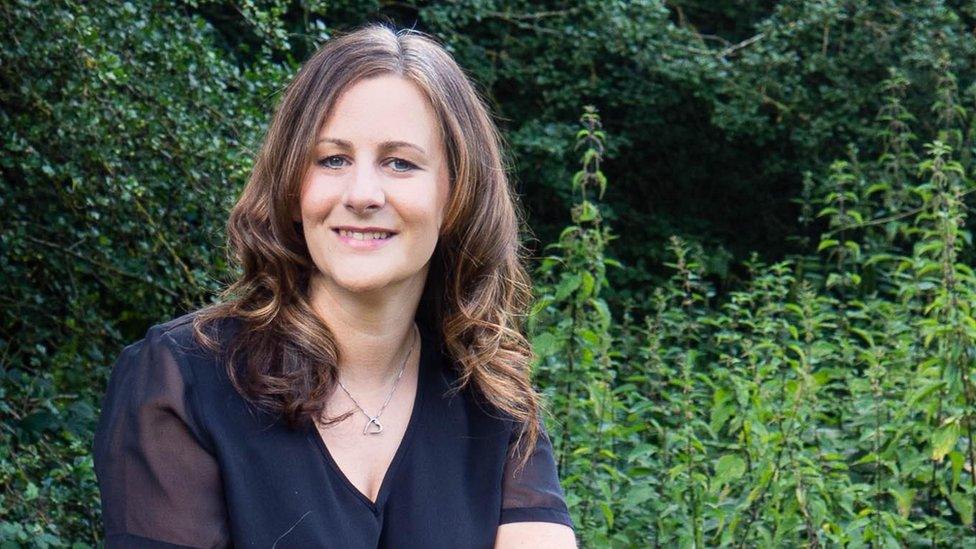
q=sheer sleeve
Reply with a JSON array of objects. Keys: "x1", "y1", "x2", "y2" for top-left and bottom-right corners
[
  {"x1": 499, "y1": 417, "x2": 575, "y2": 529},
  {"x1": 92, "y1": 324, "x2": 230, "y2": 548}
]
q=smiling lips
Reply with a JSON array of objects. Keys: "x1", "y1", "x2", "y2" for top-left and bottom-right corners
[{"x1": 332, "y1": 227, "x2": 397, "y2": 250}]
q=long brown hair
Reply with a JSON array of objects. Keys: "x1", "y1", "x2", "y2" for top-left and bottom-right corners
[{"x1": 192, "y1": 22, "x2": 548, "y2": 473}]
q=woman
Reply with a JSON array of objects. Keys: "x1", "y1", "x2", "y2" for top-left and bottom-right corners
[{"x1": 93, "y1": 22, "x2": 576, "y2": 548}]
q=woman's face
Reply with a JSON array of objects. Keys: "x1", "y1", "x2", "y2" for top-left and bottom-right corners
[{"x1": 296, "y1": 74, "x2": 450, "y2": 296}]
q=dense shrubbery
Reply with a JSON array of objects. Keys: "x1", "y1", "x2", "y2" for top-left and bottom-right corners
[
  {"x1": 535, "y1": 86, "x2": 976, "y2": 545},
  {"x1": 2, "y1": 0, "x2": 975, "y2": 546}
]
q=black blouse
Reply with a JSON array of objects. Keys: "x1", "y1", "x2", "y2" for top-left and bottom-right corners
[{"x1": 92, "y1": 312, "x2": 574, "y2": 548}]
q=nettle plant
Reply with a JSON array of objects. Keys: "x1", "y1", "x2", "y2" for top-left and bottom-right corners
[
  {"x1": 532, "y1": 56, "x2": 975, "y2": 547},
  {"x1": 528, "y1": 106, "x2": 637, "y2": 545}
]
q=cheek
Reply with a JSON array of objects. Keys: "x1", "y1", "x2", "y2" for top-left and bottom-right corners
[
  {"x1": 398, "y1": 193, "x2": 444, "y2": 233},
  {"x1": 299, "y1": 177, "x2": 338, "y2": 219}
]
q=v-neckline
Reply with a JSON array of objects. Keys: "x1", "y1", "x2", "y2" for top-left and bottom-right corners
[{"x1": 307, "y1": 323, "x2": 430, "y2": 515}]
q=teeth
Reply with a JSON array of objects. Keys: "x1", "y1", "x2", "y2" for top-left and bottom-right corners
[{"x1": 338, "y1": 229, "x2": 392, "y2": 240}]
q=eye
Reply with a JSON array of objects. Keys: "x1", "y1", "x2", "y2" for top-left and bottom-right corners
[
  {"x1": 317, "y1": 155, "x2": 347, "y2": 169},
  {"x1": 387, "y1": 158, "x2": 418, "y2": 173},
  {"x1": 316, "y1": 155, "x2": 418, "y2": 172}
]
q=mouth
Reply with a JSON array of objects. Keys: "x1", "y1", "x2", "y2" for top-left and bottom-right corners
[
  {"x1": 332, "y1": 228, "x2": 397, "y2": 240},
  {"x1": 332, "y1": 228, "x2": 397, "y2": 249}
]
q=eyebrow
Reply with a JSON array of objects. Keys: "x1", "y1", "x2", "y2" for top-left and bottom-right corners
[{"x1": 316, "y1": 137, "x2": 427, "y2": 156}]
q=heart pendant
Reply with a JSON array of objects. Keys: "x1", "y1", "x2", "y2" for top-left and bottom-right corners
[{"x1": 364, "y1": 416, "x2": 383, "y2": 435}]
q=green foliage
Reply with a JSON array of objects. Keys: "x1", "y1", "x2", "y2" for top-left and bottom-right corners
[
  {"x1": 1, "y1": 0, "x2": 288, "y2": 543},
  {"x1": 529, "y1": 61, "x2": 976, "y2": 547},
  {"x1": 4, "y1": 0, "x2": 976, "y2": 546},
  {"x1": 529, "y1": 106, "x2": 627, "y2": 544}
]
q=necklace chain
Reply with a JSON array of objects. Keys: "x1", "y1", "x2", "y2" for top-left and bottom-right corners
[{"x1": 335, "y1": 322, "x2": 419, "y2": 435}]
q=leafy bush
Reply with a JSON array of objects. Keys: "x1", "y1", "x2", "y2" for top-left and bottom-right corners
[
  {"x1": 3, "y1": 1, "x2": 976, "y2": 546},
  {"x1": 530, "y1": 66, "x2": 976, "y2": 547}
]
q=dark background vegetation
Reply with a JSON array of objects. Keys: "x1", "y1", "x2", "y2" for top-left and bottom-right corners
[{"x1": 3, "y1": 0, "x2": 976, "y2": 546}]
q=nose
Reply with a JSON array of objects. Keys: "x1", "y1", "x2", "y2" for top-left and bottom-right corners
[{"x1": 342, "y1": 159, "x2": 386, "y2": 215}]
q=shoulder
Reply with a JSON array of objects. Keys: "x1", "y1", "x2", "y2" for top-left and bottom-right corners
[
  {"x1": 99, "y1": 314, "x2": 206, "y2": 425},
  {"x1": 107, "y1": 310, "x2": 244, "y2": 397},
  {"x1": 103, "y1": 310, "x2": 242, "y2": 430},
  {"x1": 107, "y1": 311, "x2": 208, "y2": 387},
  {"x1": 143, "y1": 309, "x2": 243, "y2": 363}
]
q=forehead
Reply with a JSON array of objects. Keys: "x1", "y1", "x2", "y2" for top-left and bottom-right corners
[{"x1": 318, "y1": 74, "x2": 441, "y2": 148}]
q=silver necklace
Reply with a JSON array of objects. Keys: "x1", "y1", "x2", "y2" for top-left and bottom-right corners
[{"x1": 336, "y1": 323, "x2": 419, "y2": 435}]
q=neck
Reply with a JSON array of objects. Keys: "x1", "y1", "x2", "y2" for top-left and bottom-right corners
[{"x1": 308, "y1": 272, "x2": 424, "y2": 393}]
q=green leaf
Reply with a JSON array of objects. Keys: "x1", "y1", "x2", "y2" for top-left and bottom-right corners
[
  {"x1": 713, "y1": 454, "x2": 746, "y2": 487},
  {"x1": 554, "y1": 272, "x2": 581, "y2": 301},
  {"x1": 888, "y1": 486, "x2": 915, "y2": 518},
  {"x1": 577, "y1": 200, "x2": 598, "y2": 222},
  {"x1": 710, "y1": 404, "x2": 735, "y2": 434},
  {"x1": 532, "y1": 332, "x2": 560, "y2": 357},
  {"x1": 580, "y1": 270, "x2": 595, "y2": 298},
  {"x1": 599, "y1": 501, "x2": 614, "y2": 529},
  {"x1": 625, "y1": 484, "x2": 655, "y2": 507},
  {"x1": 949, "y1": 491, "x2": 973, "y2": 526},
  {"x1": 931, "y1": 422, "x2": 959, "y2": 463},
  {"x1": 817, "y1": 238, "x2": 839, "y2": 252},
  {"x1": 949, "y1": 451, "x2": 964, "y2": 490},
  {"x1": 24, "y1": 481, "x2": 39, "y2": 501}
]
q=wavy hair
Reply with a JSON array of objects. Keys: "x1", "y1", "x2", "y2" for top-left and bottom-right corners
[{"x1": 191, "y1": 22, "x2": 548, "y2": 473}]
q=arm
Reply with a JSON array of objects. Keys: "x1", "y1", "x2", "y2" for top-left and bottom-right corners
[
  {"x1": 494, "y1": 417, "x2": 577, "y2": 549},
  {"x1": 495, "y1": 522, "x2": 578, "y2": 548},
  {"x1": 92, "y1": 324, "x2": 230, "y2": 548}
]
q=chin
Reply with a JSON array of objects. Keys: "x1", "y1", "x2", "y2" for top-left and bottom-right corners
[
  {"x1": 334, "y1": 278, "x2": 390, "y2": 294},
  {"x1": 309, "y1": 268, "x2": 378, "y2": 292}
]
